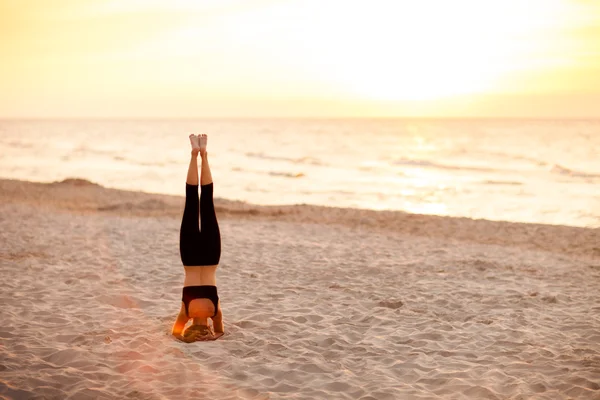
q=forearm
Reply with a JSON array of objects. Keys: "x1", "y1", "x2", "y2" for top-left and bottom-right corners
[
  {"x1": 173, "y1": 333, "x2": 195, "y2": 343},
  {"x1": 172, "y1": 308, "x2": 189, "y2": 337},
  {"x1": 212, "y1": 310, "x2": 224, "y2": 334},
  {"x1": 171, "y1": 322, "x2": 185, "y2": 336}
]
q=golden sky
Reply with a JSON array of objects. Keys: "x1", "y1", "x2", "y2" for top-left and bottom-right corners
[{"x1": 1, "y1": 0, "x2": 599, "y2": 118}]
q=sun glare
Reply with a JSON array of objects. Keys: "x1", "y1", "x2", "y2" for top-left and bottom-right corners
[
  {"x1": 303, "y1": 0, "x2": 571, "y2": 101},
  {"x1": 134, "y1": 0, "x2": 573, "y2": 102},
  {"x1": 2, "y1": 0, "x2": 596, "y2": 117}
]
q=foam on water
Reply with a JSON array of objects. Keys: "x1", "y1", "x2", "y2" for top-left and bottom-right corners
[{"x1": 0, "y1": 118, "x2": 598, "y2": 227}]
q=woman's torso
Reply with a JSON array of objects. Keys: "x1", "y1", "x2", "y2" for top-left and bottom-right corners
[{"x1": 183, "y1": 265, "x2": 218, "y2": 287}]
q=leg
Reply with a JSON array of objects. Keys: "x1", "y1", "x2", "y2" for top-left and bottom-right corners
[
  {"x1": 199, "y1": 134, "x2": 212, "y2": 186},
  {"x1": 199, "y1": 136, "x2": 221, "y2": 265},
  {"x1": 200, "y1": 181, "x2": 218, "y2": 235},
  {"x1": 180, "y1": 137, "x2": 201, "y2": 265},
  {"x1": 187, "y1": 134, "x2": 200, "y2": 185}
]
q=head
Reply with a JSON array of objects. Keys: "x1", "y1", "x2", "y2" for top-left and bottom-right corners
[{"x1": 183, "y1": 323, "x2": 213, "y2": 340}]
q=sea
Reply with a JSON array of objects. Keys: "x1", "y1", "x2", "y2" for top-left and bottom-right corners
[{"x1": 1, "y1": 118, "x2": 598, "y2": 228}]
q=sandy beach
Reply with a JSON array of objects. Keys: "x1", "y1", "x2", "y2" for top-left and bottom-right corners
[{"x1": 1, "y1": 178, "x2": 599, "y2": 400}]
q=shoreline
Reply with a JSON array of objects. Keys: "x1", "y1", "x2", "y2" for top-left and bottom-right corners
[{"x1": 1, "y1": 177, "x2": 598, "y2": 261}]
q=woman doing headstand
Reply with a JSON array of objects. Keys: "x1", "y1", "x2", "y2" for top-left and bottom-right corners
[{"x1": 171, "y1": 134, "x2": 224, "y2": 342}]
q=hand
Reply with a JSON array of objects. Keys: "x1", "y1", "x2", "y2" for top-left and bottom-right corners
[
  {"x1": 174, "y1": 334, "x2": 196, "y2": 343},
  {"x1": 182, "y1": 324, "x2": 219, "y2": 341},
  {"x1": 193, "y1": 333, "x2": 218, "y2": 341}
]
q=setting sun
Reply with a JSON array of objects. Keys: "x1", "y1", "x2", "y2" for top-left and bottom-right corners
[{"x1": 318, "y1": 0, "x2": 574, "y2": 101}]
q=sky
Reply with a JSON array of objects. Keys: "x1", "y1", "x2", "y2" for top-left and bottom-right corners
[{"x1": 1, "y1": 0, "x2": 599, "y2": 118}]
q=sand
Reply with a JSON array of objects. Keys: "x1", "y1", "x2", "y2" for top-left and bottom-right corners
[{"x1": 1, "y1": 178, "x2": 599, "y2": 400}]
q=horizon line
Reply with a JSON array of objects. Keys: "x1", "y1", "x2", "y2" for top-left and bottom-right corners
[{"x1": 1, "y1": 116, "x2": 599, "y2": 121}]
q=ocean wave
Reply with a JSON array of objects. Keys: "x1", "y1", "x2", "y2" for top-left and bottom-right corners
[
  {"x1": 392, "y1": 158, "x2": 497, "y2": 173},
  {"x1": 246, "y1": 152, "x2": 324, "y2": 166},
  {"x1": 549, "y1": 164, "x2": 600, "y2": 179},
  {"x1": 3, "y1": 140, "x2": 34, "y2": 149},
  {"x1": 71, "y1": 146, "x2": 115, "y2": 157},
  {"x1": 467, "y1": 150, "x2": 549, "y2": 167},
  {"x1": 394, "y1": 156, "x2": 600, "y2": 182},
  {"x1": 231, "y1": 167, "x2": 305, "y2": 178},
  {"x1": 112, "y1": 155, "x2": 165, "y2": 167},
  {"x1": 481, "y1": 180, "x2": 523, "y2": 186},
  {"x1": 457, "y1": 150, "x2": 600, "y2": 181},
  {"x1": 268, "y1": 171, "x2": 305, "y2": 178}
]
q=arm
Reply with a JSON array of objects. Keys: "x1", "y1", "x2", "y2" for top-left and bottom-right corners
[
  {"x1": 171, "y1": 302, "x2": 192, "y2": 342},
  {"x1": 211, "y1": 305, "x2": 224, "y2": 340}
]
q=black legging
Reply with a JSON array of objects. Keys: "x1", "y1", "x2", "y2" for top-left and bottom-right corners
[{"x1": 179, "y1": 183, "x2": 221, "y2": 266}]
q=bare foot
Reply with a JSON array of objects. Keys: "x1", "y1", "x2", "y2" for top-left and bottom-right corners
[
  {"x1": 199, "y1": 134, "x2": 207, "y2": 156},
  {"x1": 189, "y1": 134, "x2": 200, "y2": 156}
]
